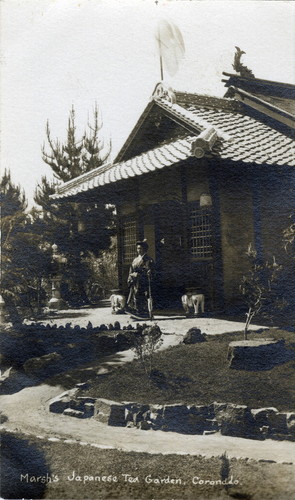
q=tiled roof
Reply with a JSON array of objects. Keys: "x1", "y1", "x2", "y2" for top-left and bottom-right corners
[
  {"x1": 156, "y1": 98, "x2": 295, "y2": 166},
  {"x1": 52, "y1": 92, "x2": 295, "y2": 200},
  {"x1": 51, "y1": 136, "x2": 194, "y2": 199}
]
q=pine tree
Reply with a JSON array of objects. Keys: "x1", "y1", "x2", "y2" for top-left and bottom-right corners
[
  {"x1": 34, "y1": 105, "x2": 114, "y2": 306},
  {"x1": 41, "y1": 104, "x2": 110, "y2": 181},
  {"x1": 1, "y1": 171, "x2": 51, "y2": 323}
]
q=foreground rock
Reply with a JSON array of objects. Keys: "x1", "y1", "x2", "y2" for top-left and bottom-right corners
[
  {"x1": 48, "y1": 393, "x2": 295, "y2": 441},
  {"x1": 183, "y1": 328, "x2": 206, "y2": 344}
]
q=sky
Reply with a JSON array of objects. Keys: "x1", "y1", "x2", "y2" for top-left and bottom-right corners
[{"x1": 1, "y1": 0, "x2": 294, "y2": 206}]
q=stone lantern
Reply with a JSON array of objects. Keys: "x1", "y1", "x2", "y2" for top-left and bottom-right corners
[{"x1": 48, "y1": 243, "x2": 67, "y2": 310}]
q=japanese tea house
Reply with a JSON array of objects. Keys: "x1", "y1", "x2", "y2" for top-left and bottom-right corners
[{"x1": 52, "y1": 73, "x2": 295, "y2": 311}]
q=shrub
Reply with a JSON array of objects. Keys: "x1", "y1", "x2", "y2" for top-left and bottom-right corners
[{"x1": 132, "y1": 325, "x2": 163, "y2": 379}]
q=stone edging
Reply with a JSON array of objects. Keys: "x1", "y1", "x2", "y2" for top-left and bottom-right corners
[{"x1": 49, "y1": 388, "x2": 295, "y2": 442}]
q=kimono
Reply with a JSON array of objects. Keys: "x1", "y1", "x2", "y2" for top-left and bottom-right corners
[{"x1": 127, "y1": 253, "x2": 154, "y2": 317}]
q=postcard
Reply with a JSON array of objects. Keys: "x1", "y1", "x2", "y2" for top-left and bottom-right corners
[{"x1": 1, "y1": 1, "x2": 294, "y2": 499}]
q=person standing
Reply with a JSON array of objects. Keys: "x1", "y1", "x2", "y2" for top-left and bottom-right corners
[{"x1": 127, "y1": 240, "x2": 154, "y2": 318}]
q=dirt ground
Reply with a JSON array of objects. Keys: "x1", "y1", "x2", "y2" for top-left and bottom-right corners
[{"x1": 36, "y1": 305, "x2": 267, "y2": 335}]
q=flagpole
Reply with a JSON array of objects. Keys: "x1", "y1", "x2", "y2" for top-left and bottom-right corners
[
  {"x1": 157, "y1": 35, "x2": 164, "y2": 81},
  {"x1": 160, "y1": 53, "x2": 164, "y2": 81}
]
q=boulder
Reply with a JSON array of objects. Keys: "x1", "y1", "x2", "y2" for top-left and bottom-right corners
[
  {"x1": 183, "y1": 328, "x2": 206, "y2": 344},
  {"x1": 251, "y1": 407, "x2": 278, "y2": 426},
  {"x1": 23, "y1": 352, "x2": 62, "y2": 376},
  {"x1": 251, "y1": 407, "x2": 288, "y2": 435},
  {"x1": 228, "y1": 339, "x2": 285, "y2": 370},
  {"x1": 214, "y1": 403, "x2": 255, "y2": 438},
  {"x1": 268, "y1": 412, "x2": 288, "y2": 435},
  {"x1": 63, "y1": 408, "x2": 84, "y2": 418},
  {"x1": 186, "y1": 405, "x2": 212, "y2": 434},
  {"x1": 287, "y1": 413, "x2": 295, "y2": 436},
  {"x1": 84, "y1": 403, "x2": 95, "y2": 418},
  {"x1": 69, "y1": 397, "x2": 96, "y2": 412},
  {"x1": 138, "y1": 420, "x2": 151, "y2": 430},
  {"x1": 123, "y1": 402, "x2": 150, "y2": 426},
  {"x1": 49, "y1": 388, "x2": 79, "y2": 414},
  {"x1": 149, "y1": 404, "x2": 164, "y2": 429},
  {"x1": 94, "y1": 398, "x2": 126, "y2": 426},
  {"x1": 162, "y1": 404, "x2": 189, "y2": 432}
]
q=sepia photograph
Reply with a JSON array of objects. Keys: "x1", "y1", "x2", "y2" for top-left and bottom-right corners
[{"x1": 1, "y1": 0, "x2": 295, "y2": 498}]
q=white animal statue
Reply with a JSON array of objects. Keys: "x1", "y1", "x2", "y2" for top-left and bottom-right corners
[
  {"x1": 110, "y1": 293, "x2": 126, "y2": 314},
  {"x1": 181, "y1": 292, "x2": 205, "y2": 316}
]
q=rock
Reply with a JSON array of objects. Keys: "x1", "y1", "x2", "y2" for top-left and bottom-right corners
[
  {"x1": 186, "y1": 405, "x2": 212, "y2": 434},
  {"x1": 260, "y1": 425, "x2": 270, "y2": 438},
  {"x1": 183, "y1": 328, "x2": 206, "y2": 344},
  {"x1": 251, "y1": 407, "x2": 279, "y2": 425},
  {"x1": 123, "y1": 402, "x2": 150, "y2": 426},
  {"x1": 162, "y1": 404, "x2": 189, "y2": 432},
  {"x1": 76, "y1": 396, "x2": 96, "y2": 404},
  {"x1": 212, "y1": 402, "x2": 227, "y2": 412},
  {"x1": 205, "y1": 419, "x2": 219, "y2": 431},
  {"x1": 149, "y1": 404, "x2": 164, "y2": 429},
  {"x1": 214, "y1": 403, "x2": 255, "y2": 438},
  {"x1": 84, "y1": 403, "x2": 95, "y2": 417},
  {"x1": 49, "y1": 388, "x2": 79, "y2": 414},
  {"x1": 138, "y1": 420, "x2": 151, "y2": 430},
  {"x1": 228, "y1": 339, "x2": 285, "y2": 370},
  {"x1": 251, "y1": 407, "x2": 287, "y2": 435},
  {"x1": 268, "y1": 412, "x2": 288, "y2": 435},
  {"x1": 69, "y1": 397, "x2": 96, "y2": 412},
  {"x1": 287, "y1": 413, "x2": 295, "y2": 436},
  {"x1": 94, "y1": 398, "x2": 126, "y2": 426},
  {"x1": 23, "y1": 352, "x2": 62, "y2": 376},
  {"x1": 63, "y1": 408, "x2": 84, "y2": 418}
]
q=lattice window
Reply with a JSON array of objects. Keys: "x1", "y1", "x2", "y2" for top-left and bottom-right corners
[
  {"x1": 122, "y1": 218, "x2": 137, "y2": 264},
  {"x1": 189, "y1": 203, "x2": 213, "y2": 258}
]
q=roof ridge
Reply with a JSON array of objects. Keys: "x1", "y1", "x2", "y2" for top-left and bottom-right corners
[
  {"x1": 155, "y1": 99, "x2": 232, "y2": 141},
  {"x1": 223, "y1": 72, "x2": 295, "y2": 89},
  {"x1": 172, "y1": 90, "x2": 245, "y2": 113}
]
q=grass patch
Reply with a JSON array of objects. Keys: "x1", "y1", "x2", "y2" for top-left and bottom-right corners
[
  {"x1": 1, "y1": 431, "x2": 295, "y2": 499},
  {"x1": 84, "y1": 329, "x2": 295, "y2": 411}
]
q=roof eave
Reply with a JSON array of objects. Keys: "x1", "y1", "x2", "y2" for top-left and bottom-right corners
[{"x1": 229, "y1": 86, "x2": 295, "y2": 129}]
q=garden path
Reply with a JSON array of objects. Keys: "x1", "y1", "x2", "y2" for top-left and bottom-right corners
[
  {"x1": 1, "y1": 383, "x2": 294, "y2": 464},
  {"x1": 38, "y1": 305, "x2": 267, "y2": 336}
]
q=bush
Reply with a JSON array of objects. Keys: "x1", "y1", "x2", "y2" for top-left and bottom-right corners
[{"x1": 132, "y1": 325, "x2": 163, "y2": 378}]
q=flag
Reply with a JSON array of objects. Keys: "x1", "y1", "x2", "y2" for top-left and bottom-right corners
[{"x1": 155, "y1": 19, "x2": 185, "y2": 78}]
